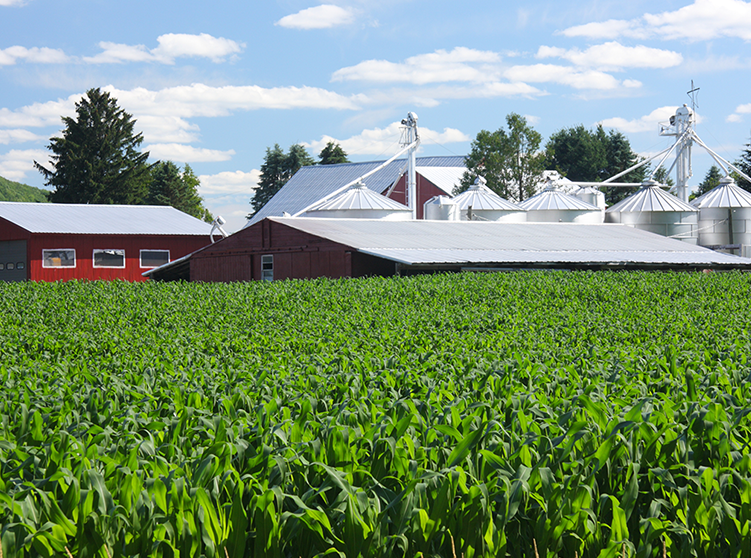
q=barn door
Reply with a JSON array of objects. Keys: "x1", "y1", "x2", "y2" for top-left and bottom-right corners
[{"x1": 0, "y1": 240, "x2": 27, "y2": 282}]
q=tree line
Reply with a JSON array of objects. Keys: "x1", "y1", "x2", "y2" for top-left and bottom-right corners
[{"x1": 35, "y1": 88, "x2": 213, "y2": 222}]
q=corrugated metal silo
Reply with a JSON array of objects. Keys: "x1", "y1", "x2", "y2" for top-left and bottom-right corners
[
  {"x1": 450, "y1": 178, "x2": 526, "y2": 222},
  {"x1": 518, "y1": 188, "x2": 603, "y2": 223},
  {"x1": 605, "y1": 180, "x2": 698, "y2": 243},
  {"x1": 691, "y1": 176, "x2": 751, "y2": 256},
  {"x1": 424, "y1": 196, "x2": 460, "y2": 221},
  {"x1": 303, "y1": 181, "x2": 412, "y2": 220},
  {"x1": 572, "y1": 186, "x2": 606, "y2": 211}
]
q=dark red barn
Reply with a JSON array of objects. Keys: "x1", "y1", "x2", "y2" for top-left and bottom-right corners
[{"x1": 0, "y1": 202, "x2": 215, "y2": 282}]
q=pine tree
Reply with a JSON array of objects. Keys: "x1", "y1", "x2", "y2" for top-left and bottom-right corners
[
  {"x1": 250, "y1": 144, "x2": 315, "y2": 215},
  {"x1": 148, "y1": 161, "x2": 213, "y2": 222},
  {"x1": 35, "y1": 88, "x2": 151, "y2": 204},
  {"x1": 691, "y1": 165, "x2": 722, "y2": 200},
  {"x1": 318, "y1": 142, "x2": 350, "y2": 165},
  {"x1": 735, "y1": 140, "x2": 751, "y2": 193}
]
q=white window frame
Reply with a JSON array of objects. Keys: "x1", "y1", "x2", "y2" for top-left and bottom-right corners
[
  {"x1": 93, "y1": 249, "x2": 126, "y2": 269},
  {"x1": 139, "y1": 249, "x2": 171, "y2": 269},
  {"x1": 261, "y1": 254, "x2": 273, "y2": 281},
  {"x1": 42, "y1": 249, "x2": 77, "y2": 269}
]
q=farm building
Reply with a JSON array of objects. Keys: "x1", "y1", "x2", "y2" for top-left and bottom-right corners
[
  {"x1": 145, "y1": 217, "x2": 751, "y2": 282},
  {"x1": 247, "y1": 156, "x2": 465, "y2": 224},
  {"x1": 0, "y1": 202, "x2": 216, "y2": 282}
]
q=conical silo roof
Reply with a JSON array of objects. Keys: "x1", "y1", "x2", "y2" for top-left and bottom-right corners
[
  {"x1": 606, "y1": 182, "x2": 696, "y2": 213},
  {"x1": 452, "y1": 179, "x2": 523, "y2": 211},
  {"x1": 518, "y1": 188, "x2": 600, "y2": 211},
  {"x1": 691, "y1": 177, "x2": 751, "y2": 209},
  {"x1": 308, "y1": 181, "x2": 410, "y2": 212}
]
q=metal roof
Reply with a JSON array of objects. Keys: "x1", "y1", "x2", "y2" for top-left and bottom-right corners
[
  {"x1": 0, "y1": 202, "x2": 213, "y2": 235},
  {"x1": 451, "y1": 182, "x2": 523, "y2": 211},
  {"x1": 607, "y1": 185, "x2": 696, "y2": 213},
  {"x1": 306, "y1": 182, "x2": 410, "y2": 212},
  {"x1": 416, "y1": 166, "x2": 465, "y2": 194},
  {"x1": 269, "y1": 217, "x2": 751, "y2": 267},
  {"x1": 246, "y1": 156, "x2": 466, "y2": 227},
  {"x1": 518, "y1": 189, "x2": 600, "y2": 211},
  {"x1": 691, "y1": 181, "x2": 751, "y2": 209}
]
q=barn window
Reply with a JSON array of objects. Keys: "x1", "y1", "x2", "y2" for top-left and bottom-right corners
[
  {"x1": 140, "y1": 250, "x2": 170, "y2": 268},
  {"x1": 16, "y1": 262, "x2": 24, "y2": 270},
  {"x1": 43, "y1": 249, "x2": 76, "y2": 268},
  {"x1": 93, "y1": 249, "x2": 125, "y2": 268},
  {"x1": 6, "y1": 263, "x2": 14, "y2": 270},
  {"x1": 0, "y1": 263, "x2": 4, "y2": 270},
  {"x1": 261, "y1": 255, "x2": 273, "y2": 281}
]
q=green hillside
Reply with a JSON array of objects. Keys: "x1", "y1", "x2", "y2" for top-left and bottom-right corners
[{"x1": 0, "y1": 175, "x2": 49, "y2": 203}]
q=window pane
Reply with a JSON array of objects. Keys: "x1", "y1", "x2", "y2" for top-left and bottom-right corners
[
  {"x1": 16, "y1": 262, "x2": 24, "y2": 270},
  {"x1": 43, "y1": 250, "x2": 76, "y2": 268},
  {"x1": 140, "y1": 250, "x2": 170, "y2": 268},
  {"x1": 0, "y1": 263, "x2": 4, "y2": 270},
  {"x1": 7, "y1": 263, "x2": 14, "y2": 270},
  {"x1": 93, "y1": 249, "x2": 125, "y2": 268}
]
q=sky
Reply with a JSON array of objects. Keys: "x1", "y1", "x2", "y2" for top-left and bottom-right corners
[{"x1": 2, "y1": 0, "x2": 751, "y2": 233}]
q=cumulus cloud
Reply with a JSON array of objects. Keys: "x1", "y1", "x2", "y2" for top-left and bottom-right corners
[
  {"x1": 0, "y1": 0, "x2": 26, "y2": 6},
  {"x1": 276, "y1": 4, "x2": 355, "y2": 29},
  {"x1": 598, "y1": 106, "x2": 679, "y2": 133},
  {"x1": 0, "y1": 46, "x2": 68, "y2": 65},
  {"x1": 332, "y1": 47, "x2": 502, "y2": 84},
  {"x1": 0, "y1": 129, "x2": 43, "y2": 144},
  {"x1": 84, "y1": 33, "x2": 244, "y2": 64},
  {"x1": 561, "y1": 0, "x2": 751, "y2": 42},
  {"x1": 503, "y1": 64, "x2": 632, "y2": 90},
  {"x1": 0, "y1": 96, "x2": 77, "y2": 128},
  {"x1": 727, "y1": 103, "x2": 751, "y2": 122},
  {"x1": 303, "y1": 122, "x2": 470, "y2": 156},
  {"x1": 536, "y1": 42, "x2": 682, "y2": 71},
  {"x1": 144, "y1": 143, "x2": 235, "y2": 163},
  {"x1": 198, "y1": 170, "x2": 261, "y2": 195},
  {"x1": 0, "y1": 149, "x2": 50, "y2": 181}
]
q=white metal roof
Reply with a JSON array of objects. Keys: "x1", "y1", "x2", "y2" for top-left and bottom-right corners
[
  {"x1": 691, "y1": 181, "x2": 751, "y2": 209},
  {"x1": 269, "y1": 217, "x2": 751, "y2": 267},
  {"x1": 307, "y1": 182, "x2": 410, "y2": 212},
  {"x1": 607, "y1": 185, "x2": 696, "y2": 213},
  {"x1": 518, "y1": 189, "x2": 600, "y2": 211},
  {"x1": 416, "y1": 166, "x2": 465, "y2": 194},
  {"x1": 0, "y1": 202, "x2": 213, "y2": 235},
  {"x1": 451, "y1": 182, "x2": 524, "y2": 211}
]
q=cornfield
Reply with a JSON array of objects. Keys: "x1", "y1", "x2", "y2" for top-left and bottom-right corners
[{"x1": 1, "y1": 272, "x2": 750, "y2": 557}]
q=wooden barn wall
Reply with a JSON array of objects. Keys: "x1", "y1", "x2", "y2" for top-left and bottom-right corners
[
  {"x1": 191, "y1": 220, "x2": 357, "y2": 282},
  {"x1": 27, "y1": 234, "x2": 210, "y2": 282},
  {"x1": 351, "y1": 252, "x2": 397, "y2": 278},
  {"x1": 381, "y1": 175, "x2": 450, "y2": 220}
]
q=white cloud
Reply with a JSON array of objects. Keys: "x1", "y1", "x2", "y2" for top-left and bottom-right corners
[
  {"x1": 198, "y1": 170, "x2": 261, "y2": 195},
  {"x1": 0, "y1": 0, "x2": 26, "y2": 6},
  {"x1": 561, "y1": 0, "x2": 751, "y2": 42},
  {"x1": 0, "y1": 129, "x2": 43, "y2": 144},
  {"x1": 598, "y1": 106, "x2": 679, "y2": 133},
  {"x1": 727, "y1": 113, "x2": 743, "y2": 123},
  {"x1": 276, "y1": 4, "x2": 355, "y2": 29},
  {"x1": 536, "y1": 42, "x2": 682, "y2": 71},
  {"x1": 0, "y1": 46, "x2": 68, "y2": 65},
  {"x1": 303, "y1": 122, "x2": 470, "y2": 156},
  {"x1": 0, "y1": 95, "x2": 78, "y2": 128},
  {"x1": 503, "y1": 64, "x2": 627, "y2": 90},
  {"x1": 332, "y1": 47, "x2": 502, "y2": 84},
  {"x1": 727, "y1": 103, "x2": 751, "y2": 122},
  {"x1": 144, "y1": 143, "x2": 235, "y2": 163},
  {"x1": 0, "y1": 149, "x2": 50, "y2": 181},
  {"x1": 136, "y1": 115, "x2": 200, "y2": 144},
  {"x1": 84, "y1": 33, "x2": 244, "y2": 64}
]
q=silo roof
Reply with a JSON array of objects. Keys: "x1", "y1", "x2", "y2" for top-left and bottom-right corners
[
  {"x1": 518, "y1": 189, "x2": 600, "y2": 211},
  {"x1": 607, "y1": 185, "x2": 696, "y2": 213},
  {"x1": 307, "y1": 182, "x2": 410, "y2": 212},
  {"x1": 452, "y1": 183, "x2": 523, "y2": 211},
  {"x1": 691, "y1": 182, "x2": 751, "y2": 209}
]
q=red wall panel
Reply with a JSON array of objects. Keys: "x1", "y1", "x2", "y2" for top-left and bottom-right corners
[{"x1": 381, "y1": 175, "x2": 451, "y2": 220}]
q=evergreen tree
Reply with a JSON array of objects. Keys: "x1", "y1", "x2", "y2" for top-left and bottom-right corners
[
  {"x1": 148, "y1": 161, "x2": 213, "y2": 222},
  {"x1": 318, "y1": 142, "x2": 350, "y2": 165},
  {"x1": 690, "y1": 165, "x2": 722, "y2": 200},
  {"x1": 35, "y1": 88, "x2": 151, "y2": 204},
  {"x1": 458, "y1": 113, "x2": 545, "y2": 202},
  {"x1": 735, "y1": 139, "x2": 751, "y2": 193},
  {"x1": 250, "y1": 144, "x2": 315, "y2": 215}
]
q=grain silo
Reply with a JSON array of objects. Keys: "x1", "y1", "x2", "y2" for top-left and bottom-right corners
[
  {"x1": 518, "y1": 187, "x2": 603, "y2": 223},
  {"x1": 572, "y1": 186, "x2": 606, "y2": 211},
  {"x1": 605, "y1": 180, "x2": 698, "y2": 243},
  {"x1": 302, "y1": 181, "x2": 412, "y2": 220},
  {"x1": 423, "y1": 196, "x2": 460, "y2": 221},
  {"x1": 691, "y1": 176, "x2": 751, "y2": 256},
  {"x1": 450, "y1": 178, "x2": 526, "y2": 222}
]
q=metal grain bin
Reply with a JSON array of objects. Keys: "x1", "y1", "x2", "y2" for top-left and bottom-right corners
[
  {"x1": 303, "y1": 181, "x2": 412, "y2": 220},
  {"x1": 605, "y1": 180, "x2": 697, "y2": 243},
  {"x1": 450, "y1": 178, "x2": 526, "y2": 222},
  {"x1": 691, "y1": 176, "x2": 751, "y2": 256},
  {"x1": 424, "y1": 195, "x2": 460, "y2": 221},
  {"x1": 518, "y1": 188, "x2": 603, "y2": 223}
]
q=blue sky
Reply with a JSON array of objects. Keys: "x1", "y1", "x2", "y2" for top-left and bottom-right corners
[{"x1": 2, "y1": 0, "x2": 751, "y2": 232}]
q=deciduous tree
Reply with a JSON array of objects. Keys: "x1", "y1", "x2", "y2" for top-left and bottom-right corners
[
  {"x1": 35, "y1": 88, "x2": 151, "y2": 204},
  {"x1": 148, "y1": 162, "x2": 213, "y2": 222}
]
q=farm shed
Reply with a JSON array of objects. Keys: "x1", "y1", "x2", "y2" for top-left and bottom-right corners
[
  {"x1": 0, "y1": 202, "x2": 215, "y2": 282},
  {"x1": 145, "y1": 217, "x2": 751, "y2": 282},
  {"x1": 247, "y1": 156, "x2": 465, "y2": 225}
]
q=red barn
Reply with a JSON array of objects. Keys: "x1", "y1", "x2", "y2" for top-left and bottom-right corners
[{"x1": 0, "y1": 202, "x2": 215, "y2": 282}]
